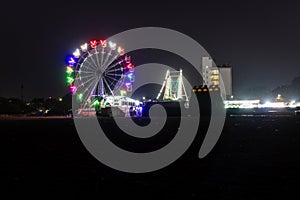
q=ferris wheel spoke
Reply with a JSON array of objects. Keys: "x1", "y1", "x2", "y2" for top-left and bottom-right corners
[
  {"x1": 106, "y1": 67, "x2": 124, "y2": 74},
  {"x1": 82, "y1": 57, "x2": 96, "y2": 69},
  {"x1": 76, "y1": 75, "x2": 98, "y2": 90},
  {"x1": 88, "y1": 53, "x2": 99, "y2": 70},
  {"x1": 105, "y1": 59, "x2": 124, "y2": 72},
  {"x1": 82, "y1": 51, "x2": 97, "y2": 69},
  {"x1": 100, "y1": 48, "x2": 105, "y2": 67},
  {"x1": 105, "y1": 75, "x2": 121, "y2": 85},
  {"x1": 103, "y1": 53, "x2": 120, "y2": 71},
  {"x1": 105, "y1": 72, "x2": 124, "y2": 77},
  {"x1": 81, "y1": 77, "x2": 100, "y2": 104},
  {"x1": 77, "y1": 73, "x2": 95, "y2": 80},
  {"x1": 94, "y1": 48, "x2": 101, "y2": 69},
  {"x1": 101, "y1": 50, "x2": 112, "y2": 69},
  {"x1": 103, "y1": 78, "x2": 115, "y2": 96},
  {"x1": 98, "y1": 78, "x2": 105, "y2": 96},
  {"x1": 77, "y1": 69, "x2": 95, "y2": 75},
  {"x1": 81, "y1": 60, "x2": 97, "y2": 72},
  {"x1": 105, "y1": 53, "x2": 119, "y2": 69}
]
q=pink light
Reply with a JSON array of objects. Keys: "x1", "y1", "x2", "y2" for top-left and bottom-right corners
[
  {"x1": 70, "y1": 85, "x2": 77, "y2": 93},
  {"x1": 125, "y1": 55, "x2": 131, "y2": 63}
]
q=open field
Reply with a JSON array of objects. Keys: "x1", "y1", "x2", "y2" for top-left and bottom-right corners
[{"x1": 2, "y1": 115, "x2": 300, "y2": 199}]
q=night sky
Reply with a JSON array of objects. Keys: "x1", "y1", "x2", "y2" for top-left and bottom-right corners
[{"x1": 1, "y1": 1, "x2": 300, "y2": 100}]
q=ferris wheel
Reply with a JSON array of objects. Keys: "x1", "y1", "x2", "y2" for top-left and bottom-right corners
[{"x1": 65, "y1": 39, "x2": 135, "y2": 111}]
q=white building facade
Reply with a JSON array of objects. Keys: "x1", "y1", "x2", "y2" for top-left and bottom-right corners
[{"x1": 202, "y1": 57, "x2": 232, "y2": 99}]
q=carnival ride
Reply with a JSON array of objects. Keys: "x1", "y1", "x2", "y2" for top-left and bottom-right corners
[{"x1": 65, "y1": 39, "x2": 139, "y2": 116}]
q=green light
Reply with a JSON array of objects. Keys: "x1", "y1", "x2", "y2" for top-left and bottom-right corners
[
  {"x1": 66, "y1": 76, "x2": 74, "y2": 84},
  {"x1": 66, "y1": 66, "x2": 74, "y2": 75},
  {"x1": 93, "y1": 99, "x2": 100, "y2": 107},
  {"x1": 77, "y1": 93, "x2": 83, "y2": 101}
]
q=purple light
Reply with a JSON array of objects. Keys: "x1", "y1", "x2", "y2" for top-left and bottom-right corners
[{"x1": 70, "y1": 85, "x2": 77, "y2": 93}]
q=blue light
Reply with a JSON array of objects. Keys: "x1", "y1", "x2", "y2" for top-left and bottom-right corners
[{"x1": 65, "y1": 55, "x2": 77, "y2": 66}]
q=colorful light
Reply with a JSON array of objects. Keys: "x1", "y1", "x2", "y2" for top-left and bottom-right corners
[
  {"x1": 80, "y1": 43, "x2": 88, "y2": 52},
  {"x1": 77, "y1": 93, "x2": 83, "y2": 101},
  {"x1": 125, "y1": 83, "x2": 132, "y2": 92},
  {"x1": 90, "y1": 40, "x2": 97, "y2": 48},
  {"x1": 66, "y1": 76, "x2": 74, "y2": 84},
  {"x1": 117, "y1": 46, "x2": 124, "y2": 55},
  {"x1": 66, "y1": 66, "x2": 73, "y2": 75},
  {"x1": 69, "y1": 85, "x2": 77, "y2": 93},
  {"x1": 109, "y1": 41, "x2": 116, "y2": 50},
  {"x1": 93, "y1": 99, "x2": 100, "y2": 107},
  {"x1": 120, "y1": 90, "x2": 126, "y2": 96},
  {"x1": 125, "y1": 55, "x2": 131, "y2": 63},
  {"x1": 99, "y1": 40, "x2": 107, "y2": 47},
  {"x1": 68, "y1": 57, "x2": 76, "y2": 66},
  {"x1": 73, "y1": 48, "x2": 81, "y2": 58},
  {"x1": 127, "y1": 72, "x2": 135, "y2": 82},
  {"x1": 126, "y1": 63, "x2": 134, "y2": 72}
]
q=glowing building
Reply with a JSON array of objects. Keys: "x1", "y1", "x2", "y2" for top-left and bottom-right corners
[{"x1": 201, "y1": 57, "x2": 232, "y2": 99}]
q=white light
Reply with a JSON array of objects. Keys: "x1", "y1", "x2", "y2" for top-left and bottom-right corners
[
  {"x1": 109, "y1": 41, "x2": 116, "y2": 50},
  {"x1": 117, "y1": 46, "x2": 125, "y2": 55},
  {"x1": 80, "y1": 43, "x2": 88, "y2": 52},
  {"x1": 73, "y1": 48, "x2": 80, "y2": 58}
]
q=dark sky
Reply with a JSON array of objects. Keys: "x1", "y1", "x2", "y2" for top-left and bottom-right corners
[{"x1": 1, "y1": 1, "x2": 300, "y2": 100}]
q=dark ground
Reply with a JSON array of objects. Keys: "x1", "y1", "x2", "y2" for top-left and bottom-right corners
[{"x1": 1, "y1": 114, "x2": 300, "y2": 199}]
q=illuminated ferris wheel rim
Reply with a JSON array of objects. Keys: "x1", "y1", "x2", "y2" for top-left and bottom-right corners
[{"x1": 65, "y1": 39, "x2": 135, "y2": 108}]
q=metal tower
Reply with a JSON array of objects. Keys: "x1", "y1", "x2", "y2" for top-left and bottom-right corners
[{"x1": 156, "y1": 69, "x2": 189, "y2": 103}]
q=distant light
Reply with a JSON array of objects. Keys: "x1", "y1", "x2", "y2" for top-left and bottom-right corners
[
  {"x1": 99, "y1": 40, "x2": 107, "y2": 47},
  {"x1": 125, "y1": 83, "x2": 132, "y2": 91},
  {"x1": 80, "y1": 43, "x2": 88, "y2": 52},
  {"x1": 58, "y1": 98, "x2": 63, "y2": 102},
  {"x1": 142, "y1": 97, "x2": 146, "y2": 100},
  {"x1": 120, "y1": 90, "x2": 126, "y2": 96},
  {"x1": 73, "y1": 48, "x2": 81, "y2": 58},
  {"x1": 117, "y1": 46, "x2": 124, "y2": 55},
  {"x1": 126, "y1": 63, "x2": 134, "y2": 72},
  {"x1": 66, "y1": 66, "x2": 74, "y2": 75},
  {"x1": 66, "y1": 76, "x2": 74, "y2": 84},
  {"x1": 90, "y1": 40, "x2": 97, "y2": 48},
  {"x1": 109, "y1": 41, "x2": 116, "y2": 50},
  {"x1": 93, "y1": 99, "x2": 100, "y2": 107},
  {"x1": 68, "y1": 57, "x2": 76, "y2": 65},
  {"x1": 77, "y1": 93, "x2": 83, "y2": 101},
  {"x1": 69, "y1": 85, "x2": 77, "y2": 93}
]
